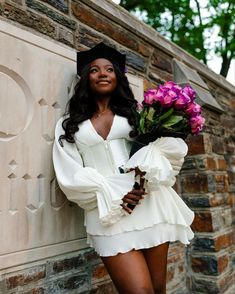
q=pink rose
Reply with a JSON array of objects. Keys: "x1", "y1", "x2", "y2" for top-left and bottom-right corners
[
  {"x1": 174, "y1": 91, "x2": 191, "y2": 110},
  {"x1": 190, "y1": 115, "x2": 205, "y2": 134},
  {"x1": 185, "y1": 102, "x2": 201, "y2": 117},
  {"x1": 155, "y1": 87, "x2": 178, "y2": 107},
  {"x1": 144, "y1": 89, "x2": 158, "y2": 105},
  {"x1": 163, "y1": 81, "x2": 182, "y2": 94},
  {"x1": 183, "y1": 86, "x2": 196, "y2": 101}
]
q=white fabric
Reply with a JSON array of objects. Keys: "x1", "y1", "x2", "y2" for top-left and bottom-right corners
[
  {"x1": 53, "y1": 114, "x2": 194, "y2": 256},
  {"x1": 125, "y1": 137, "x2": 188, "y2": 188},
  {"x1": 53, "y1": 117, "x2": 135, "y2": 226},
  {"x1": 88, "y1": 223, "x2": 194, "y2": 257}
]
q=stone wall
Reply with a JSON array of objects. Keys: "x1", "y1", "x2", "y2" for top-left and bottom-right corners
[{"x1": 0, "y1": 0, "x2": 234, "y2": 293}]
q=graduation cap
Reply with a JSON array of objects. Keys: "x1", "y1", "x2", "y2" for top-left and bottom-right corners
[{"x1": 77, "y1": 42, "x2": 126, "y2": 75}]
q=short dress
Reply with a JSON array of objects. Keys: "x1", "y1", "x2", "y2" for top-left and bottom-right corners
[{"x1": 53, "y1": 115, "x2": 194, "y2": 257}]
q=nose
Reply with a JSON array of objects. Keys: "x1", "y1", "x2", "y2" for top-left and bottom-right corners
[{"x1": 98, "y1": 68, "x2": 107, "y2": 77}]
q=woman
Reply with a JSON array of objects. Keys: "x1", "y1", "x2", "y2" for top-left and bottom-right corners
[{"x1": 53, "y1": 42, "x2": 194, "y2": 294}]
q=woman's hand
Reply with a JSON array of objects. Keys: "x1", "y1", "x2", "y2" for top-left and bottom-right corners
[{"x1": 121, "y1": 184, "x2": 146, "y2": 214}]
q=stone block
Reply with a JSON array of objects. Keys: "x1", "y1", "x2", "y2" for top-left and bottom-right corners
[
  {"x1": 183, "y1": 194, "x2": 210, "y2": 207},
  {"x1": 211, "y1": 136, "x2": 225, "y2": 155},
  {"x1": 192, "y1": 254, "x2": 229, "y2": 275},
  {"x1": 23, "y1": 287, "x2": 45, "y2": 294},
  {"x1": 58, "y1": 27, "x2": 74, "y2": 47},
  {"x1": 181, "y1": 157, "x2": 197, "y2": 170},
  {"x1": 1, "y1": 3, "x2": 56, "y2": 38},
  {"x1": 217, "y1": 158, "x2": 227, "y2": 170},
  {"x1": 193, "y1": 231, "x2": 233, "y2": 252},
  {"x1": 183, "y1": 193, "x2": 226, "y2": 208},
  {"x1": 61, "y1": 273, "x2": 89, "y2": 292},
  {"x1": 72, "y1": 2, "x2": 138, "y2": 52},
  {"x1": 138, "y1": 42, "x2": 152, "y2": 57},
  {"x1": 191, "y1": 276, "x2": 219, "y2": 293},
  {"x1": 192, "y1": 211, "x2": 213, "y2": 232},
  {"x1": 125, "y1": 50, "x2": 147, "y2": 72},
  {"x1": 187, "y1": 134, "x2": 205, "y2": 155},
  {"x1": 53, "y1": 254, "x2": 85, "y2": 273},
  {"x1": 41, "y1": 0, "x2": 68, "y2": 14},
  {"x1": 6, "y1": 266, "x2": 46, "y2": 289},
  {"x1": 26, "y1": 0, "x2": 76, "y2": 30},
  {"x1": 151, "y1": 49, "x2": 172, "y2": 73},
  {"x1": 215, "y1": 174, "x2": 229, "y2": 192},
  {"x1": 78, "y1": 25, "x2": 104, "y2": 49},
  {"x1": 192, "y1": 207, "x2": 232, "y2": 232},
  {"x1": 90, "y1": 281, "x2": 118, "y2": 293},
  {"x1": 181, "y1": 174, "x2": 215, "y2": 193}
]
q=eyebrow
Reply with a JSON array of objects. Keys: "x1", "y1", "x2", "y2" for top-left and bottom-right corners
[{"x1": 89, "y1": 63, "x2": 113, "y2": 68}]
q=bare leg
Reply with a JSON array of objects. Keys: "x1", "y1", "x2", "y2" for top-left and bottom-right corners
[
  {"x1": 101, "y1": 250, "x2": 155, "y2": 294},
  {"x1": 143, "y1": 242, "x2": 170, "y2": 294}
]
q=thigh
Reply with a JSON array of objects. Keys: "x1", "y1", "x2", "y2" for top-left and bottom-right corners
[
  {"x1": 142, "y1": 242, "x2": 169, "y2": 294},
  {"x1": 101, "y1": 250, "x2": 154, "y2": 294}
]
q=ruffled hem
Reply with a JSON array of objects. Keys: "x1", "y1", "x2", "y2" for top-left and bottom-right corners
[
  {"x1": 85, "y1": 185, "x2": 194, "y2": 236},
  {"x1": 87, "y1": 222, "x2": 194, "y2": 257}
]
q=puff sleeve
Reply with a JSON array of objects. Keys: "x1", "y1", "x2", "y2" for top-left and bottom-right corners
[
  {"x1": 53, "y1": 118, "x2": 135, "y2": 226},
  {"x1": 124, "y1": 137, "x2": 188, "y2": 188}
]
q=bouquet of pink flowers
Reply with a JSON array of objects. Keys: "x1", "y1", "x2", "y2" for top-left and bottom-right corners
[{"x1": 130, "y1": 81, "x2": 205, "y2": 156}]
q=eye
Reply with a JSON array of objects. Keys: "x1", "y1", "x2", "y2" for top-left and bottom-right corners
[
  {"x1": 107, "y1": 67, "x2": 114, "y2": 72},
  {"x1": 89, "y1": 67, "x2": 98, "y2": 73}
]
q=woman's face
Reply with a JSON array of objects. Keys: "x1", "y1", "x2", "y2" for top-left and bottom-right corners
[{"x1": 89, "y1": 58, "x2": 117, "y2": 97}]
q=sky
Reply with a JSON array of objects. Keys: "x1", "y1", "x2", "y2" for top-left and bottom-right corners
[{"x1": 112, "y1": 0, "x2": 235, "y2": 86}]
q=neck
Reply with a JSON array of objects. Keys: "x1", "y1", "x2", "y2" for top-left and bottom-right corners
[{"x1": 96, "y1": 97, "x2": 111, "y2": 112}]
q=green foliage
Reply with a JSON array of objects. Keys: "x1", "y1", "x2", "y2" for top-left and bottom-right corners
[{"x1": 120, "y1": 0, "x2": 235, "y2": 77}]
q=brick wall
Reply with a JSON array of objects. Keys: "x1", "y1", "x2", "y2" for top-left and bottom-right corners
[{"x1": 0, "y1": 0, "x2": 234, "y2": 293}]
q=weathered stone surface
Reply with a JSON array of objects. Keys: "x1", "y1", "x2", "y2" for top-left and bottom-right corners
[
  {"x1": 151, "y1": 49, "x2": 172, "y2": 73},
  {"x1": 61, "y1": 273, "x2": 89, "y2": 291},
  {"x1": 192, "y1": 254, "x2": 229, "y2": 275},
  {"x1": 193, "y1": 231, "x2": 233, "y2": 251},
  {"x1": 191, "y1": 276, "x2": 220, "y2": 293},
  {"x1": 187, "y1": 134, "x2": 205, "y2": 155},
  {"x1": 78, "y1": 25, "x2": 103, "y2": 49},
  {"x1": 58, "y1": 27, "x2": 74, "y2": 47},
  {"x1": 23, "y1": 287, "x2": 45, "y2": 294},
  {"x1": 41, "y1": 0, "x2": 68, "y2": 14},
  {"x1": 90, "y1": 281, "x2": 118, "y2": 293},
  {"x1": 183, "y1": 194, "x2": 210, "y2": 207},
  {"x1": 183, "y1": 193, "x2": 225, "y2": 208},
  {"x1": 53, "y1": 255, "x2": 85, "y2": 273},
  {"x1": 26, "y1": 0, "x2": 76, "y2": 29},
  {"x1": 192, "y1": 207, "x2": 232, "y2": 232},
  {"x1": 192, "y1": 211, "x2": 213, "y2": 232},
  {"x1": 211, "y1": 136, "x2": 225, "y2": 154},
  {"x1": 124, "y1": 50, "x2": 147, "y2": 72},
  {"x1": 1, "y1": 3, "x2": 56, "y2": 37},
  {"x1": 149, "y1": 69, "x2": 173, "y2": 83},
  {"x1": 72, "y1": 1, "x2": 138, "y2": 51},
  {"x1": 6, "y1": 267, "x2": 46, "y2": 289},
  {"x1": 181, "y1": 174, "x2": 215, "y2": 193}
]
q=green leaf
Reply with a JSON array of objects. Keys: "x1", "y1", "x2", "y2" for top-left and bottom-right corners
[
  {"x1": 157, "y1": 108, "x2": 174, "y2": 122},
  {"x1": 162, "y1": 115, "x2": 184, "y2": 128},
  {"x1": 146, "y1": 107, "x2": 155, "y2": 122},
  {"x1": 139, "y1": 117, "x2": 146, "y2": 133}
]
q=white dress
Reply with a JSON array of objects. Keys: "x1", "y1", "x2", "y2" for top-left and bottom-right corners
[{"x1": 53, "y1": 114, "x2": 194, "y2": 256}]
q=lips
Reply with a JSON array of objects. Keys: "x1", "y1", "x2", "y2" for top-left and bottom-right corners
[{"x1": 96, "y1": 80, "x2": 111, "y2": 84}]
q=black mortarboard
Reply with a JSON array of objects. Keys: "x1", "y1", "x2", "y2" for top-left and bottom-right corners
[{"x1": 76, "y1": 42, "x2": 126, "y2": 75}]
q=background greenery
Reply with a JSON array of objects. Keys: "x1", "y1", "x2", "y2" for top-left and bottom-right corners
[{"x1": 120, "y1": 0, "x2": 235, "y2": 78}]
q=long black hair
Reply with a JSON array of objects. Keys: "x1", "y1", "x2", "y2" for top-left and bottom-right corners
[{"x1": 59, "y1": 63, "x2": 138, "y2": 145}]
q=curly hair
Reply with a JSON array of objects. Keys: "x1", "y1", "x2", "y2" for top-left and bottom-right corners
[{"x1": 59, "y1": 63, "x2": 138, "y2": 146}]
